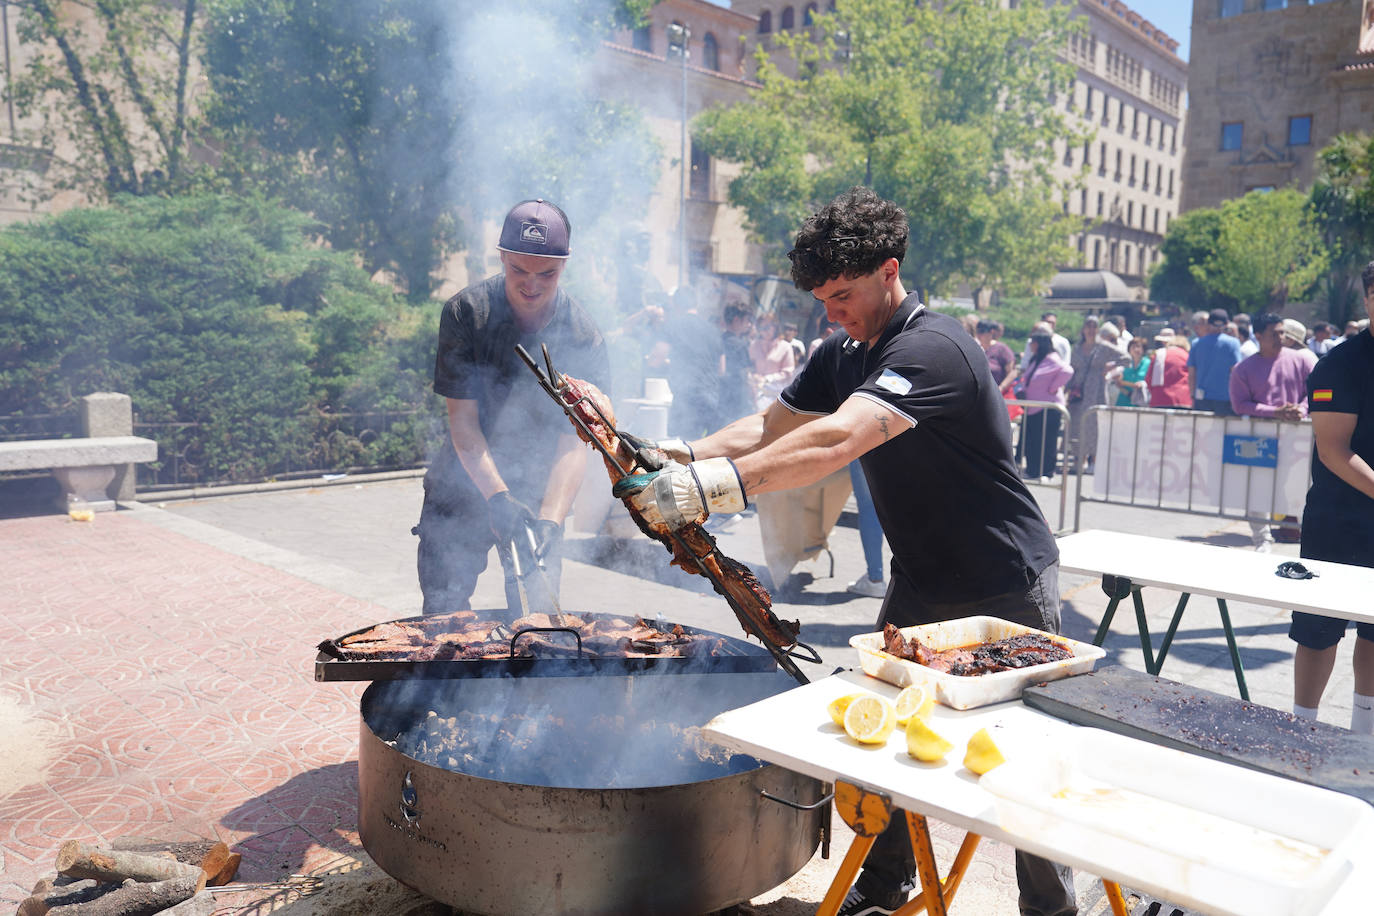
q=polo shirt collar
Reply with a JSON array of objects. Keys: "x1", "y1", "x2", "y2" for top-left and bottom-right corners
[{"x1": 865, "y1": 292, "x2": 925, "y2": 353}]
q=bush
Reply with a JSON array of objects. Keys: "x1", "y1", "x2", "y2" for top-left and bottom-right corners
[{"x1": 0, "y1": 193, "x2": 440, "y2": 484}]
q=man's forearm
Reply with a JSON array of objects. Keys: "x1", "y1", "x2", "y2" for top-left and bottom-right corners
[
  {"x1": 448, "y1": 399, "x2": 506, "y2": 498},
  {"x1": 733, "y1": 419, "x2": 860, "y2": 496},
  {"x1": 1319, "y1": 446, "x2": 1374, "y2": 502},
  {"x1": 539, "y1": 435, "x2": 589, "y2": 522}
]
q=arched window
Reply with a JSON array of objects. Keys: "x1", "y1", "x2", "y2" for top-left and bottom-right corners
[
  {"x1": 804, "y1": 3, "x2": 818, "y2": 25},
  {"x1": 631, "y1": 25, "x2": 651, "y2": 52},
  {"x1": 758, "y1": 10, "x2": 771, "y2": 34},
  {"x1": 781, "y1": 6, "x2": 795, "y2": 30},
  {"x1": 703, "y1": 33, "x2": 719, "y2": 71}
]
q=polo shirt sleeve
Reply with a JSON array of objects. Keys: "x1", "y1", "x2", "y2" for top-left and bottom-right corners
[
  {"x1": 1308, "y1": 349, "x2": 1364, "y2": 416},
  {"x1": 433, "y1": 296, "x2": 479, "y2": 400},
  {"x1": 851, "y1": 331, "x2": 974, "y2": 427},
  {"x1": 779, "y1": 338, "x2": 840, "y2": 416}
]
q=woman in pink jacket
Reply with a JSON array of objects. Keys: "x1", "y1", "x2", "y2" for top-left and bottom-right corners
[{"x1": 1017, "y1": 330, "x2": 1075, "y2": 479}]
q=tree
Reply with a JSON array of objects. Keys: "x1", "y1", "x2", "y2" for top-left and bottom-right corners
[
  {"x1": 1148, "y1": 208, "x2": 1230, "y2": 312},
  {"x1": 1310, "y1": 132, "x2": 1374, "y2": 324},
  {"x1": 200, "y1": 0, "x2": 657, "y2": 301},
  {"x1": 5, "y1": 0, "x2": 204, "y2": 199},
  {"x1": 693, "y1": 0, "x2": 1087, "y2": 297},
  {"x1": 1189, "y1": 190, "x2": 1328, "y2": 313}
]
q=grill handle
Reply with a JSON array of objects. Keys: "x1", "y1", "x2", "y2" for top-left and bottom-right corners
[
  {"x1": 509, "y1": 626, "x2": 584, "y2": 658},
  {"x1": 760, "y1": 786, "x2": 834, "y2": 859}
]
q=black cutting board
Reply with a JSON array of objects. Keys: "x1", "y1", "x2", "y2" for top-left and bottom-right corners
[{"x1": 1023, "y1": 665, "x2": 1374, "y2": 807}]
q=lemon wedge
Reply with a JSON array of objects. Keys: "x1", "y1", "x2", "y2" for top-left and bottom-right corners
[
  {"x1": 905, "y1": 716, "x2": 953, "y2": 762},
  {"x1": 893, "y1": 684, "x2": 935, "y2": 725},
  {"x1": 843, "y1": 695, "x2": 897, "y2": 745},
  {"x1": 827, "y1": 692, "x2": 866, "y2": 728},
  {"x1": 963, "y1": 728, "x2": 1006, "y2": 775}
]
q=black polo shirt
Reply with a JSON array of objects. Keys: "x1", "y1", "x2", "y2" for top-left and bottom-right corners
[
  {"x1": 1304, "y1": 330, "x2": 1374, "y2": 540},
  {"x1": 428, "y1": 274, "x2": 610, "y2": 506},
  {"x1": 780, "y1": 295, "x2": 1058, "y2": 604}
]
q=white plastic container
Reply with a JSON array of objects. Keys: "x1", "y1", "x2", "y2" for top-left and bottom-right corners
[
  {"x1": 848, "y1": 616, "x2": 1105, "y2": 709},
  {"x1": 980, "y1": 727, "x2": 1367, "y2": 916}
]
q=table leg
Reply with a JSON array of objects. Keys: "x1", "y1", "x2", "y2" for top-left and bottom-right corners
[
  {"x1": 1101, "y1": 879, "x2": 1129, "y2": 916},
  {"x1": 1130, "y1": 586, "x2": 1157, "y2": 672},
  {"x1": 1152, "y1": 591, "x2": 1192, "y2": 673},
  {"x1": 818, "y1": 781, "x2": 892, "y2": 916},
  {"x1": 894, "y1": 831, "x2": 981, "y2": 916},
  {"x1": 1092, "y1": 593, "x2": 1123, "y2": 646},
  {"x1": 1216, "y1": 597, "x2": 1250, "y2": 701},
  {"x1": 904, "y1": 813, "x2": 948, "y2": 916},
  {"x1": 814, "y1": 833, "x2": 878, "y2": 916}
]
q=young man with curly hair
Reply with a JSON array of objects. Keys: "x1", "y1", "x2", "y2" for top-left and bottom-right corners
[{"x1": 617, "y1": 187, "x2": 1073, "y2": 916}]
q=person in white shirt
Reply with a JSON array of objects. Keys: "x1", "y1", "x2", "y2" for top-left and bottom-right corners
[{"x1": 1019, "y1": 310, "x2": 1071, "y2": 369}]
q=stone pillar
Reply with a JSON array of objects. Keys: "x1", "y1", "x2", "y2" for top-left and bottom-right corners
[{"x1": 80, "y1": 392, "x2": 136, "y2": 500}]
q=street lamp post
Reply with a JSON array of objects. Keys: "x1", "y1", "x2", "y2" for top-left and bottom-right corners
[{"x1": 667, "y1": 22, "x2": 690, "y2": 291}]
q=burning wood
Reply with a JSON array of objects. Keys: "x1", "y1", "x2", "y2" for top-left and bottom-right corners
[{"x1": 882, "y1": 623, "x2": 1072, "y2": 676}]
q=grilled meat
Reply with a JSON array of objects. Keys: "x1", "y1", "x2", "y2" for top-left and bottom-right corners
[
  {"x1": 555, "y1": 374, "x2": 800, "y2": 649},
  {"x1": 882, "y1": 623, "x2": 1071, "y2": 676}
]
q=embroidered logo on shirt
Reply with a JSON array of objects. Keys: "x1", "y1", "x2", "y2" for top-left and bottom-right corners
[
  {"x1": 1312, "y1": 389, "x2": 1333, "y2": 402},
  {"x1": 876, "y1": 369, "x2": 912, "y2": 396}
]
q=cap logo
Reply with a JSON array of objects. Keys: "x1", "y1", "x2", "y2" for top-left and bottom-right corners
[{"x1": 520, "y1": 221, "x2": 548, "y2": 246}]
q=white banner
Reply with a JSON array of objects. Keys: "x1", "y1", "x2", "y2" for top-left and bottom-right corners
[{"x1": 1091, "y1": 408, "x2": 1313, "y2": 521}]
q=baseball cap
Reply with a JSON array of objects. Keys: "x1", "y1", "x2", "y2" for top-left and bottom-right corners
[
  {"x1": 1207, "y1": 308, "x2": 1230, "y2": 325},
  {"x1": 1153, "y1": 328, "x2": 1176, "y2": 344},
  {"x1": 497, "y1": 199, "x2": 571, "y2": 259},
  {"x1": 1281, "y1": 318, "x2": 1307, "y2": 346}
]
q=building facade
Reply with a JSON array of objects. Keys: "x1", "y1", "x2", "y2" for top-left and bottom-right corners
[{"x1": 1183, "y1": 0, "x2": 1374, "y2": 212}]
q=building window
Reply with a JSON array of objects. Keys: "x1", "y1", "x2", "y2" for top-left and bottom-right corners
[
  {"x1": 1084, "y1": 86, "x2": 1094, "y2": 119},
  {"x1": 1154, "y1": 209, "x2": 1161, "y2": 233},
  {"x1": 1142, "y1": 160, "x2": 1150, "y2": 191},
  {"x1": 1130, "y1": 153, "x2": 1137, "y2": 185},
  {"x1": 1115, "y1": 148, "x2": 1122, "y2": 180},
  {"x1": 1067, "y1": 77, "x2": 1076, "y2": 109},
  {"x1": 1117, "y1": 101, "x2": 1126, "y2": 131},
  {"x1": 1288, "y1": 115, "x2": 1312, "y2": 146},
  {"x1": 1093, "y1": 239, "x2": 1103, "y2": 269},
  {"x1": 1097, "y1": 192, "x2": 1104, "y2": 216},
  {"x1": 1063, "y1": 142, "x2": 1073, "y2": 166},
  {"x1": 1132, "y1": 110, "x2": 1140, "y2": 138},
  {"x1": 632, "y1": 25, "x2": 652, "y2": 52},
  {"x1": 1168, "y1": 169, "x2": 1175, "y2": 197},
  {"x1": 703, "y1": 32, "x2": 719, "y2": 71},
  {"x1": 1099, "y1": 141, "x2": 1107, "y2": 174},
  {"x1": 758, "y1": 10, "x2": 772, "y2": 34},
  {"x1": 1081, "y1": 188, "x2": 1089, "y2": 212},
  {"x1": 1083, "y1": 140, "x2": 1091, "y2": 165},
  {"x1": 780, "y1": 6, "x2": 794, "y2": 29},
  {"x1": 1220, "y1": 0, "x2": 1243, "y2": 18},
  {"x1": 1221, "y1": 122, "x2": 1244, "y2": 151},
  {"x1": 1156, "y1": 163, "x2": 1163, "y2": 193},
  {"x1": 1127, "y1": 201, "x2": 1134, "y2": 226},
  {"x1": 803, "y1": 3, "x2": 817, "y2": 26}
]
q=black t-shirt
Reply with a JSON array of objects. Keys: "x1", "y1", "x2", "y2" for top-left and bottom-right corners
[
  {"x1": 427, "y1": 275, "x2": 610, "y2": 507},
  {"x1": 780, "y1": 295, "x2": 1058, "y2": 604},
  {"x1": 1305, "y1": 330, "x2": 1374, "y2": 530}
]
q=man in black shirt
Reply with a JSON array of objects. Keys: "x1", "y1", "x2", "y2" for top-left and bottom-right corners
[
  {"x1": 616, "y1": 188, "x2": 1072, "y2": 916},
  {"x1": 416, "y1": 199, "x2": 610, "y2": 615},
  {"x1": 1289, "y1": 260, "x2": 1374, "y2": 733}
]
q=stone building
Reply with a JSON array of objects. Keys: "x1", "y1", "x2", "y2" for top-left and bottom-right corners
[{"x1": 1183, "y1": 0, "x2": 1373, "y2": 212}]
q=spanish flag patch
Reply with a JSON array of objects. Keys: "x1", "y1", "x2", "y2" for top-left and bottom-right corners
[{"x1": 1313, "y1": 389, "x2": 1333, "y2": 402}]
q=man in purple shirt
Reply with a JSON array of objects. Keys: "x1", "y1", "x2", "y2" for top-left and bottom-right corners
[{"x1": 1230, "y1": 312, "x2": 1313, "y2": 550}]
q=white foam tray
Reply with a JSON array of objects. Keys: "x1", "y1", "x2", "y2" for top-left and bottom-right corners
[
  {"x1": 980, "y1": 728, "x2": 1365, "y2": 916},
  {"x1": 849, "y1": 616, "x2": 1106, "y2": 709}
]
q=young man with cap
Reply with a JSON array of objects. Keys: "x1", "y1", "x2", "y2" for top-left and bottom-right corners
[
  {"x1": 1290, "y1": 261, "x2": 1374, "y2": 734},
  {"x1": 414, "y1": 199, "x2": 610, "y2": 614},
  {"x1": 1186, "y1": 308, "x2": 1243, "y2": 415},
  {"x1": 615, "y1": 187, "x2": 1074, "y2": 916}
]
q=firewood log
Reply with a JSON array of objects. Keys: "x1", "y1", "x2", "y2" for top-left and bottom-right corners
[
  {"x1": 157, "y1": 891, "x2": 216, "y2": 916},
  {"x1": 54, "y1": 841, "x2": 205, "y2": 890},
  {"x1": 208, "y1": 852, "x2": 241, "y2": 886},
  {"x1": 44, "y1": 873, "x2": 199, "y2": 916},
  {"x1": 15, "y1": 880, "x2": 104, "y2": 916},
  {"x1": 106, "y1": 836, "x2": 235, "y2": 886}
]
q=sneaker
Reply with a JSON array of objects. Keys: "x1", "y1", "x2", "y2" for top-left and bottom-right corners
[
  {"x1": 846, "y1": 575, "x2": 887, "y2": 598},
  {"x1": 837, "y1": 886, "x2": 903, "y2": 916}
]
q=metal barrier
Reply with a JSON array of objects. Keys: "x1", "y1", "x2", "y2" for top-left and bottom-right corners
[
  {"x1": 1073, "y1": 404, "x2": 1313, "y2": 534},
  {"x1": 1005, "y1": 399, "x2": 1072, "y2": 534}
]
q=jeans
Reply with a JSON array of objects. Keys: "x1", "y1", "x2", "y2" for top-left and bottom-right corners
[
  {"x1": 859, "y1": 562, "x2": 1077, "y2": 916},
  {"x1": 849, "y1": 461, "x2": 884, "y2": 582}
]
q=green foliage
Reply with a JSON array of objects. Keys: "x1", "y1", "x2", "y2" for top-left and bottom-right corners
[
  {"x1": 0, "y1": 193, "x2": 438, "y2": 483},
  {"x1": 1310, "y1": 132, "x2": 1374, "y2": 324},
  {"x1": 1148, "y1": 208, "x2": 1230, "y2": 311},
  {"x1": 199, "y1": 0, "x2": 659, "y2": 301},
  {"x1": 1187, "y1": 190, "x2": 1328, "y2": 313},
  {"x1": 693, "y1": 0, "x2": 1085, "y2": 294}
]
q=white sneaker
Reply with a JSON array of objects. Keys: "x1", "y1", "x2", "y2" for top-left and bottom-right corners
[{"x1": 846, "y1": 576, "x2": 886, "y2": 598}]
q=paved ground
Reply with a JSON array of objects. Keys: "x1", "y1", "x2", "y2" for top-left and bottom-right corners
[{"x1": 1, "y1": 469, "x2": 1358, "y2": 915}]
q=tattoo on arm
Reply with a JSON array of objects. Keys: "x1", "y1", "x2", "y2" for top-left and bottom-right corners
[{"x1": 874, "y1": 413, "x2": 891, "y2": 442}]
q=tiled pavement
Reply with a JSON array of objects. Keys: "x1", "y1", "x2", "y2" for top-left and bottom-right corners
[{"x1": 0, "y1": 510, "x2": 379, "y2": 909}]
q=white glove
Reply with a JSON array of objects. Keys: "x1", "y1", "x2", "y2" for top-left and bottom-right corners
[{"x1": 611, "y1": 457, "x2": 748, "y2": 532}]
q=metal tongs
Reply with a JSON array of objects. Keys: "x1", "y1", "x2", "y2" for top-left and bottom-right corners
[{"x1": 515, "y1": 343, "x2": 814, "y2": 685}]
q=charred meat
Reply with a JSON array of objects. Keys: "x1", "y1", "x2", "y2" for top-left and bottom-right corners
[{"x1": 882, "y1": 623, "x2": 1072, "y2": 676}]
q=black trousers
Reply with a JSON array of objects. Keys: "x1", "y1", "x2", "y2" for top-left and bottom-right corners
[
  {"x1": 858, "y1": 563, "x2": 1077, "y2": 916},
  {"x1": 1023, "y1": 409, "x2": 1061, "y2": 478}
]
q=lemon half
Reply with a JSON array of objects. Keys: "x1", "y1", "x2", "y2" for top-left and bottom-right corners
[
  {"x1": 905, "y1": 716, "x2": 953, "y2": 762},
  {"x1": 893, "y1": 684, "x2": 935, "y2": 725},
  {"x1": 843, "y1": 695, "x2": 897, "y2": 745},
  {"x1": 827, "y1": 692, "x2": 866, "y2": 728},
  {"x1": 964, "y1": 728, "x2": 1006, "y2": 775}
]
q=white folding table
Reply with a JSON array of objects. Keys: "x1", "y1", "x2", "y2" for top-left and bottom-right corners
[
  {"x1": 703, "y1": 669, "x2": 1374, "y2": 916},
  {"x1": 1056, "y1": 529, "x2": 1374, "y2": 699}
]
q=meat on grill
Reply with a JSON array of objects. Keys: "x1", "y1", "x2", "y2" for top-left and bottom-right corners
[
  {"x1": 881, "y1": 623, "x2": 1072, "y2": 676},
  {"x1": 555, "y1": 374, "x2": 800, "y2": 649}
]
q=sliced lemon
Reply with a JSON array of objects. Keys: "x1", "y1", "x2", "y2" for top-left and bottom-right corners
[
  {"x1": 964, "y1": 728, "x2": 1007, "y2": 775},
  {"x1": 827, "y1": 692, "x2": 867, "y2": 728},
  {"x1": 843, "y1": 695, "x2": 897, "y2": 745},
  {"x1": 905, "y1": 716, "x2": 953, "y2": 762},
  {"x1": 893, "y1": 684, "x2": 935, "y2": 725}
]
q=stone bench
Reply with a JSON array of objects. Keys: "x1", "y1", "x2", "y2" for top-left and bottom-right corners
[{"x1": 0, "y1": 436, "x2": 158, "y2": 511}]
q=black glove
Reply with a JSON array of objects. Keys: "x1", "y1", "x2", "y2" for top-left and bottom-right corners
[
  {"x1": 618, "y1": 430, "x2": 694, "y2": 464},
  {"x1": 531, "y1": 518, "x2": 563, "y2": 562},
  {"x1": 487, "y1": 491, "x2": 536, "y2": 545}
]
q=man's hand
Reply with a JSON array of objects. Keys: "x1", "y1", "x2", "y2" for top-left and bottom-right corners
[
  {"x1": 487, "y1": 491, "x2": 536, "y2": 545},
  {"x1": 618, "y1": 430, "x2": 694, "y2": 464},
  {"x1": 1277, "y1": 404, "x2": 1304, "y2": 421},
  {"x1": 531, "y1": 518, "x2": 563, "y2": 562},
  {"x1": 611, "y1": 458, "x2": 747, "y2": 532}
]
